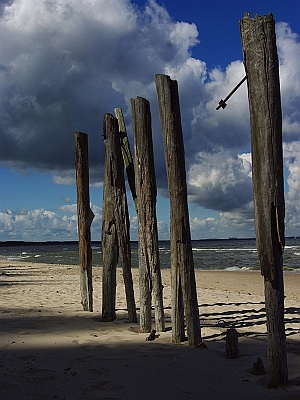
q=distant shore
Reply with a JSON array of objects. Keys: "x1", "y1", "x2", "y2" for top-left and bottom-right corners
[{"x1": 1, "y1": 236, "x2": 299, "y2": 246}]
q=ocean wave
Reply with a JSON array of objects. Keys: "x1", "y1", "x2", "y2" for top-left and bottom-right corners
[
  {"x1": 7, "y1": 255, "x2": 30, "y2": 260},
  {"x1": 224, "y1": 266, "x2": 253, "y2": 271},
  {"x1": 192, "y1": 248, "x2": 257, "y2": 252}
]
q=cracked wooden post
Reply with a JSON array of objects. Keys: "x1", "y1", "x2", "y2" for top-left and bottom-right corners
[
  {"x1": 75, "y1": 131, "x2": 94, "y2": 312},
  {"x1": 131, "y1": 96, "x2": 165, "y2": 333},
  {"x1": 101, "y1": 116, "x2": 118, "y2": 321},
  {"x1": 240, "y1": 13, "x2": 288, "y2": 387},
  {"x1": 114, "y1": 108, "x2": 138, "y2": 214},
  {"x1": 102, "y1": 113, "x2": 137, "y2": 323},
  {"x1": 155, "y1": 74, "x2": 201, "y2": 346}
]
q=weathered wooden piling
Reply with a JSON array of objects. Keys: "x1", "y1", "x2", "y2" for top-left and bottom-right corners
[
  {"x1": 114, "y1": 108, "x2": 138, "y2": 214},
  {"x1": 131, "y1": 96, "x2": 165, "y2": 333},
  {"x1": 240, "y1": 13, "x2": 288, "y2": 387},
  {"x1": 74, "y1": 131, "x2": 94, "y2": 312},
  {"x1": 226, "y1": 328, "x2": 239, "y2": 359},
  {"x1": 102, "y1": 116, "x2": 118, "y2": 321},
  {"x1": 155, "y1": 74, "x2": 201, "y2": 346},
  {"x1": 102, "y1": 113, "x2": 137, "y2": 323}
]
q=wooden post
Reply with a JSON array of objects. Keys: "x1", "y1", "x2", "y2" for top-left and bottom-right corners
[
  {"x1": 74, "y1": 132, "x2": 94, "y2": 312},
  {"x1": 226, "y1": 328, "x2": 239, "y2": 359},
  {"x1": 102, "y1": 116, "x2": 118, "y2": 321},
  {"x1": 253, "y1": 358, "x2": 266, "y2": 375},
  {"x1": 131, "y1": 96, "x2": 165, "y2": 333},
  {"x1": 102, "y1": 113, "x2": 137, "y2": 323},
  {"x1": 240, "y1": 13, "x2": 288, "y2": 387},
  {"x1": 114, "y1": 108, "x2": 138, "y2": 213},
  {"x1": 155, "y1": 74, "x2": 201, "y2": 346}
]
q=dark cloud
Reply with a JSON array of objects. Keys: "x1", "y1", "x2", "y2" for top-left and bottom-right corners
[
  {"x1": 0, "y1": 0, "x2": 13, "y2": 16},
  {"x1": 0, "y1": 0, "x2": 195, "y2": 184}
]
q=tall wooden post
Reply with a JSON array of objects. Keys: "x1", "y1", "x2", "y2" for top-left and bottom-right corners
[
  {"x1": 240, "y1": 13, "x2": 288, "y2": 387},
  {"x1": 75, "y1": 132, "x2": 94, "y2": 312},
  {"x1": 102, "y1": 114, "x2": 137, "y2": 323},
  {"x1": 131, "y1": 96, "x2": 165, "y2": 333},
  {"x1": 114, "y1": 108, "x2": 138, "y2": 214},
  {"x1": 155, "y1": 74, "x2": 201, "y2": 346},
  {"x1": 102, "y1": 117, "x2": 118, "y2": 321}
]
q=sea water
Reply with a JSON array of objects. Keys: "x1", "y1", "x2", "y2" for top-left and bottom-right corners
[{"x1": 1, "y1": 238, "x2": 299, "y2": 271}]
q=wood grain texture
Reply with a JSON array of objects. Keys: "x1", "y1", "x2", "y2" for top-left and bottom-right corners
[{"x1": 240, "y1": 13, "x2": 288, "y2": 387}]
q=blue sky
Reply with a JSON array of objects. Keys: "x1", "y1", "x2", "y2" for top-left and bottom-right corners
[{"x1": 0, "y1": 0, "x2": 300, "y2": 241}]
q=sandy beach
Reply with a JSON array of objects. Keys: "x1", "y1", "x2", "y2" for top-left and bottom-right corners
[{"x1": 1, "y1": 260, "x2": 299, "y2": 400}]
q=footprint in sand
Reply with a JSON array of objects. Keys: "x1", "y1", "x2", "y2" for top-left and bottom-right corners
[
  {"x1": 101, "y1": 398, "x2": 124, "y2": 400},
  {"x1": 1, "y1": 382, "x2": 18, "y2": 390},
  {"x1": 106, "y1": 335, "x2": 128, "y2": 342},
  {"x1": 72, "y1": 339, "x2": 91, "y2": 345},
  {"x1": 74, "y1": 355, "x2": 96, "y2": 363},
  {"x1": 16, "y1": 355, "x2": 32, "y2": 361},
  {"x1": 21, "y1": 367, "x2": 54, "y2": 381},
  {"x1": 88, "y1": 367, "x2": 111, "y2": 376},
  {"x1": 90, "y1": 380, "x2": 125, "y2": 391}
]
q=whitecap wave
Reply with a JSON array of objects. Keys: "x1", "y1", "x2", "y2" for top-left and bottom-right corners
[{"x1": 224, "y1": 266, "x2": 251, "y2": 271}]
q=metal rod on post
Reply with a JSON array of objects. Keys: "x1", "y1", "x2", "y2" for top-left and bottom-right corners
[{"x1": 216, "y1": 75, "x2": 247, "y2": 110}]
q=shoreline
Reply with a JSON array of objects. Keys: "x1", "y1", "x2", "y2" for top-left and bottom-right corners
[
  {"x1": 1, "y1": 260, "x2": 299, "y2": 399},
  {"x1": 1, "y1": 256, "x2": 300, "y2": 272}
]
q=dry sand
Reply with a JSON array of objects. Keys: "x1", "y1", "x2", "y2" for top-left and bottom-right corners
[{"x1": 1, "y1": 260, "x2": 299, "y2": 400}]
